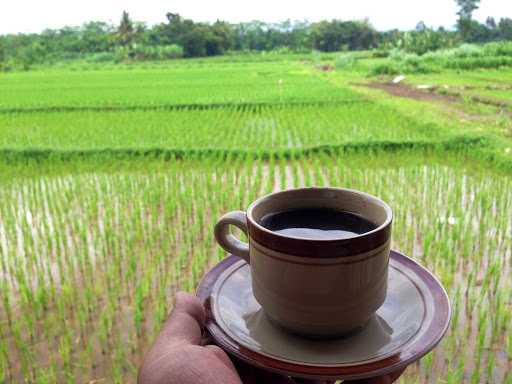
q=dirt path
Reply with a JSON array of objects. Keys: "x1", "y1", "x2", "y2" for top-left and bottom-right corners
[
  {"x1": 360, "y1": 82, "x2": 457, "y2": 103},
  {"x1": 360, "y1": 81, "x2": 512, "y2": 111}
]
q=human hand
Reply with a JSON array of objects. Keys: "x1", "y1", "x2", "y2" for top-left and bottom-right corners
[
  {"x1": 138, "y1": 292, "x2": 242, "y2": 384},
  {"x1": 138, "y1": 291, "x2": 402, "y2": 384},
  {"x1": 138, "y1": 292, "x2": 328, "y2": 384}
]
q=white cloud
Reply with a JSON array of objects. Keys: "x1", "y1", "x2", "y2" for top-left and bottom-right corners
[{"x1": 0, "y1": 0, "x2": 510, "y2": 34}]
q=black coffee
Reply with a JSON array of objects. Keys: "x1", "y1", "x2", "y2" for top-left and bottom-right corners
[{"x1": 260, "y1": 208, "x2": 377, "y2": 240}]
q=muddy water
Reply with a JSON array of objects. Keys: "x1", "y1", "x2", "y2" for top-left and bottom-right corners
[{"x1": 0, "y1": 161, "x2": 510, "y2": 383}]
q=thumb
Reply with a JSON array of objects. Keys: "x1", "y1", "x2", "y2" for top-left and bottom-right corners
[{"x1": 160, "y1": 292, "x2": 206, "y2": 346}]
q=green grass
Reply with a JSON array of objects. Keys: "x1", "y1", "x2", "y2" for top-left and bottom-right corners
[
  {"x1": 363, "y1": 42, "x2": 512, "y2": 75},
  {"x1": 1, "y1": 52, "x2": 512, "y2": 384},
  {"x1": 400, "y1": 69, "x2": 512, "y2": 104},
  {"x1": 0, "y1": 62, "x2": 356, "y2": 110},
  {"x1": 401, "y1": 68, "x2": 512, "y2": 88},
  {"x1": 0, "y1": 152, "x2": 510, "y2": 383},
  {"x1": 25, "y1": 50, "x2": 342, "y2": 73},
  {"x1": 325, "y1": 65, "x2": 512, "y2": 172},
  {"x1": 0, "y1": 103, "x2": 465, "y2": 152}
]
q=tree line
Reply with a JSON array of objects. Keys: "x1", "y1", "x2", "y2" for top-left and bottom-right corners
[{"x1": 0, "y1": 0, "x2": 511, "y2": 69}]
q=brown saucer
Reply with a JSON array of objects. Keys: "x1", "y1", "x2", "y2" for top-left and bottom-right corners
[{"x1": 196, "y1": 250, "x2": 450, "y2": 381}]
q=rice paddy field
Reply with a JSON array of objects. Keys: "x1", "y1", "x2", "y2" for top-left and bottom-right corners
[
  {"x1": 0, "y1": 55, "x2": 511, "y2": 383},
  {"x1": 0, "y1": 62, "x2": 353, "y2": 111}
]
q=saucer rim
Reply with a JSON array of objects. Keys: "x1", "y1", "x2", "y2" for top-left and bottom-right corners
[
  {"x1": 197, "y1": 250, "x2": 451, "y2": 380},
  {"x1": 212, "y1": 260, "x2": 426, "y2": 367}
]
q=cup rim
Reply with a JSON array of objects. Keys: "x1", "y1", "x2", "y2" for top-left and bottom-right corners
[{"x1": 246, "y1": 186, "x2": 392, "y2": 245}]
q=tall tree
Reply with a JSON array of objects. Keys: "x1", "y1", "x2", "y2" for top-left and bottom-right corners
[
  {"x1": 415, "y1": 21, "x2": 427, "y2": 31},
  {"x1": 118, "y1": 11, "x2": 134, "y2": 46},
  {"x1": 455, "y1": 0, "x2": 480, "y2": 40},
  {"x1": 498, "y1": 18, "x2": 512, "y2": 40},
  {"x1": 0, "y1": 39, "x2": 5, "y2": 69},
  {"x1": 311, "y1": 20, "x2": 377, "y2": 52},
  {"x1": 485, "y1": 17, "x2": 497, "y2": 29}
]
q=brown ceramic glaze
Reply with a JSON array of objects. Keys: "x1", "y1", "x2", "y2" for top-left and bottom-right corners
[
  {"x1": 214, "y1": 187, "x2": 392, "y2": 337},
  {"x1": 196, "y1": 250, "x2": 451, "y2": 381},
  {"x1": 247, "y1": 188, "x2": 392, "y2": 258}
]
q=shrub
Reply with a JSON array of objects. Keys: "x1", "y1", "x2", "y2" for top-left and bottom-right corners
[
  {"x1": 369, "y1": 41, "x2": 512, "y2": 75},
  {"x1": 451, "y1": 44, "x2": 483, "y2": 58},
  {"x1": 87, "y1": 52, "x2": 117, "y2": 63},
  {"x1": 372, "y1": 50, "x2": 390, "y2": 58},
  {"x1": 157, "y1": 45, "x2": 184, "y2": 59},
  {"x1": 484, "y1": 41, "x2": 512, "y2": 56},
  {"x1": 370, "y1": 62, "x2": 401, "y2": 75},
  {"x1": 446, "y1": 56, "x2": 512, "y2": 70},
  {"x1": 114, "y1": 44, "x2": 184, "y2": 62},
  {"x1": 401, "y1": 53, "x2": 433, "y2": 73},
  {"x1": 335, "y1": 54, "x2": 357, "y2": 70}
]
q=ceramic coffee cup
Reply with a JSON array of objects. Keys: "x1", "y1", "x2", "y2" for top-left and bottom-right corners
[{"x1": 214, "y1": 187, "x2": 392, "y2": 338}]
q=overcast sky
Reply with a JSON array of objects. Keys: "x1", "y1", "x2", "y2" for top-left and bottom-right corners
[{"x1": 1, "y1": 0, "x2": 511, "y2": 35}]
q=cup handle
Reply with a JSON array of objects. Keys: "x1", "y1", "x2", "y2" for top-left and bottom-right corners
[{"x1": 214, "y1": 211, "x2": 250, "y2": 264}]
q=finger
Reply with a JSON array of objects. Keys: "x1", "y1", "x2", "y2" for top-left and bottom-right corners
[
  {"x1": 205, "y1": 345, "x2": 238, "y2": 371},
  {"x1": 160, "y1": 292, "x2": 206, "y2": 346},
  {"x1": 171, "y1": 291, "x2": 206, "y2": 325}
]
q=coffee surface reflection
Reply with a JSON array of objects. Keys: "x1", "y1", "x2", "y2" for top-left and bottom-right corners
[{"x1": 260, "y1": 208, "x2": 377, "y2": 240}]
